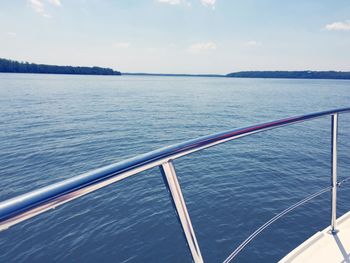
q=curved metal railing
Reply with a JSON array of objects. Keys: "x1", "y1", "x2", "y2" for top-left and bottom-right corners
[{"x1": 1, "y1": 107, "x2": 350, "y2": 263}]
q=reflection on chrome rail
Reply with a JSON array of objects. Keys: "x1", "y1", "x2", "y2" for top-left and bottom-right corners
[{"x1": 1, "y1": 108, "x2": 350, "y2": 263}]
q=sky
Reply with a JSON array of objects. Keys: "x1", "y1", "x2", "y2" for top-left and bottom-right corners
[{"x1": 0, "y1": 0, "x2": 350, "y2": 74}]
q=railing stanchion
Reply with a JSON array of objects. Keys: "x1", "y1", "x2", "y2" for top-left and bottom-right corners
[
  {"x1": 160, "y1": 161, "x2": 204, "y2": 263},
  {"x1": 331, "y1": 113, "x2": 338, "y2": 233}
]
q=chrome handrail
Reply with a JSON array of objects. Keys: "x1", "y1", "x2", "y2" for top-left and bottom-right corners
[{"x1": 1, "y1": 107, "x2": 350, "y2": 262}]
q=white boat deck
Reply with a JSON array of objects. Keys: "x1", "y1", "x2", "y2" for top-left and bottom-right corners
[{"x1": 280, "y1": 211, "x2": 350, "y2": 263}]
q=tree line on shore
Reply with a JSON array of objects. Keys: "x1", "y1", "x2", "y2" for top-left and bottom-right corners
[
  {"x1": 1, "y1": 58, "x2": 350, "y2": 80},
  {"x1": 226, "y1": 70, "x2": 350, "y2": 80},
  {"x1": 0, "y1": 58, "x2": 121, "y2": 76}
]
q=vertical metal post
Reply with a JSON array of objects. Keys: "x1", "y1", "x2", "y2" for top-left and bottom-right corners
[
  {"x1": 331, "y1": 113, "x2": 338, "y2": 234},
  {"x1": 160, "y1": 161, "x2": 204, "y2": 263}
]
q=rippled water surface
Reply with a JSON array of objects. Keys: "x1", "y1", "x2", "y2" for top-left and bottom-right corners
[{"x1": 0, "y1": 74, "x2": 350, "y2": 262}]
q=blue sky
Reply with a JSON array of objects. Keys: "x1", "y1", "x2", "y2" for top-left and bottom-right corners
[{"x1": 1, "y1": 0, "x2": 350, "y2": 74}]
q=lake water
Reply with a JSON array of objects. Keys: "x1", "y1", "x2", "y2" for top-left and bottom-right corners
[{"x1": 0, "y1": 73, "x2": 349, "y2": 263}]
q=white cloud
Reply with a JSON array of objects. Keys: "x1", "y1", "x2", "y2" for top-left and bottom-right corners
[
  {"x1": 325, "y1": 21, "x2": 350, "y2": 31},
  {"x1": 188, "y1": 42, "x2": 217, "y2": 52},
  {"x1": 28, "y1": 0, "x2": 45, "y2": 14},
  {"x1": 200, "y1": 0, "x2": 216, "y2": 8},
  {"x1": 48, "y1": 0, "x2": 61, "y2": 6},
  {"x1": 157, "y1": 0, "x2": 190, "y2": 6},
  {"x1": 246, "y1": 40, "x2": 262, "y2": 47},
  {"x1": 157, "y1": 0, "x2": 215, "y2": 8},
  {"x1": 158, "y1": 0, "x2": 180, "y2": 4},
  {"x1": 7, "y1": 32, "x2": 17, "y2": 37},
  {"x1": 27, "y1": 0, "x2": 61, "y2": 17},
  {"x1": 113, "y1": 42, "x2": 130, "y2": 49}
]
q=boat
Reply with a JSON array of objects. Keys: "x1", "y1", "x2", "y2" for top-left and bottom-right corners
[{"x1": 1, "y1": 108, "x2": 349, "y2": 262}]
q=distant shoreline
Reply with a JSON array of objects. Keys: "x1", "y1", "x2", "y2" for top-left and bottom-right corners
[
  {"x1": 0, "y1": 58, "x2": 121, "y2": 76},
  {"x1": 226, "y1": 71, "x2": 350, "y2": 80},
  {"x1": 122, "y1": 72, "x2": 225, "y2": 78},
  {"x1": 1, "y1": 58, "x2": 350, "y2": 80},
  {"x1": 2, "y1": 71, "x2": 350, "y2": 80},
  {"x1": 125, "y1": 71, "x2": 350, "y2": 80}
]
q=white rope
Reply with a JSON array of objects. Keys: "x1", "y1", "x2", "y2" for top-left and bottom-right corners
[{"x1": 223, "y1": 185, "x2": 333, "y2": 263}]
